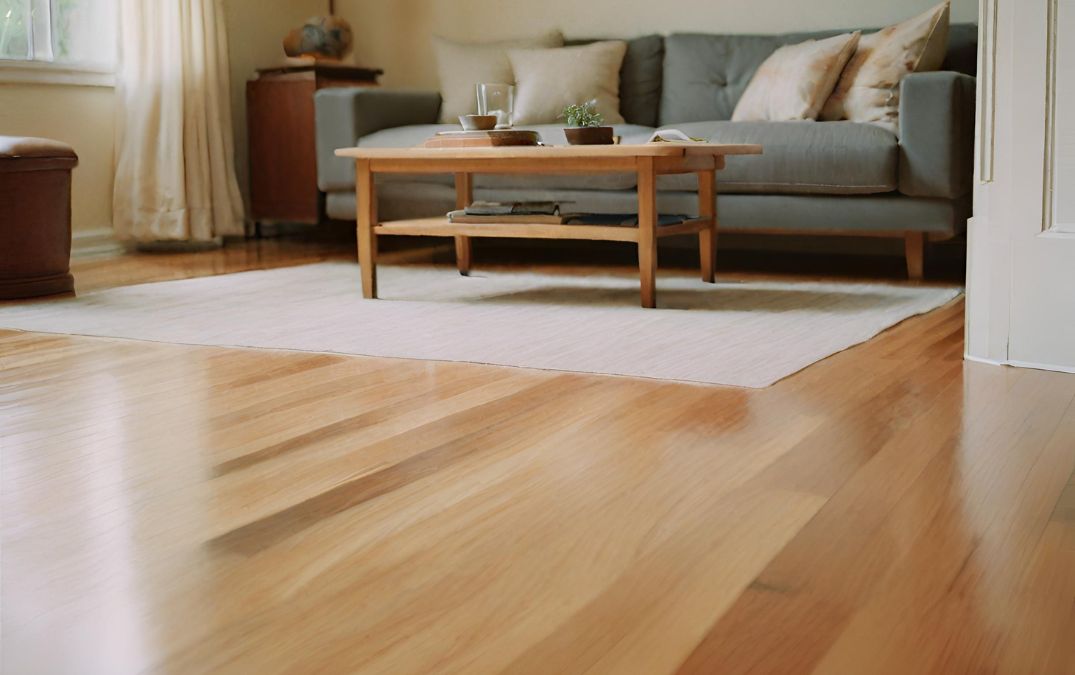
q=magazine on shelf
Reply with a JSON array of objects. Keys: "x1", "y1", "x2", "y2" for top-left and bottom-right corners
[
  {"x1": 448, "y1": 210, "x2": 571, "y2": 224},
  {"x1": 563, "y1": 214, "x2": 689, "y2": 227},
  {"x1": 447, "y1": 210, "x2": 689, "y2": 227},
  {"x1": 463, "y1": 201, "x2": 561, "y2": 217}
]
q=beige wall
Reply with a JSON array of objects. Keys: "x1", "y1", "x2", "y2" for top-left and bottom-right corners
[
  {"x1": 0, "y1": 84, "x2": 116, "y2": 235},
  {"x1": 338, "y1": 0, "x2": 979, "y2": 88},
  {"x1": 0, "y1": 0, "x2": 325, "y2": 239},
  {"x1": 224, "y1": 0, "x2": 328, "y2": 208}
]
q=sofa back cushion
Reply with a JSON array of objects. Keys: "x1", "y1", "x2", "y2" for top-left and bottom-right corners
[
  {"x1": 942, "y1": 23, "x2": 978, "y2": 76},
  {"x1": 567, "y1": 35, "x2": 664, "y2": 127},
  {"x1": 509, "y1": 41, "x2": 629, "y2": 125},
  {"x1": 659, "y1": 24, "x2": 976, "y2": 126},
  {"x1": 433, "y1": 31, "x2": 563, "y2": 123}
]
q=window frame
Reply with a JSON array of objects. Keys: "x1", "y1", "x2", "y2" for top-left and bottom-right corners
[{"x1": 0, "y1": 0, "x2": 116, "y2": 87}]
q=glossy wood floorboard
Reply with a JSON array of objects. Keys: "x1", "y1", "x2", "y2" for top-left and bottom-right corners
[{"x1": 2, "y1": 240, "x2": 1073, "y2": 674}]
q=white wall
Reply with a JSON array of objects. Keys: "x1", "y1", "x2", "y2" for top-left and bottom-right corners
[{"x1": 338, "y1": 0, "x2": 979, "y2": 88}]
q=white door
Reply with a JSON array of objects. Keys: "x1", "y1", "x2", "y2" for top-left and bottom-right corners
[{"x1": 966, "y1": 0, "x2": 1075, "y2": 372}]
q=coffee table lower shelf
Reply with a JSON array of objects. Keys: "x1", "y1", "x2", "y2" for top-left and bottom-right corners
[{"x1": 374, "y1": 217, "x2": 714, "y2": 243}]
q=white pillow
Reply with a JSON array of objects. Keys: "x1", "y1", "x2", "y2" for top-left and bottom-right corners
[
  {"x1": 820, "y1": 1, "x2": 951, "y2": 132},
  {"x1": 508, "y1": 41, "x2": 628, "y2": 126},
  {"x1": 732, "y1": 32, "x2": 861, "y2": 122},
  {"x1": 432, "y1": 31, "x2": 563, "y2": 124}
]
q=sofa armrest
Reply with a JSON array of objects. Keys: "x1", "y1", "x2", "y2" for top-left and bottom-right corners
[
  {"x1": 315, "y1": 88, "x2": 442, "y2": 193},
  {"x1": 898, "y1": 71, "x2": 976, "y2": 199}
]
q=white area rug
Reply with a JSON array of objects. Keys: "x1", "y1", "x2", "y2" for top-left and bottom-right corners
[{"x1": 0, "y1": 263, "x2": 961, "y2": 388}]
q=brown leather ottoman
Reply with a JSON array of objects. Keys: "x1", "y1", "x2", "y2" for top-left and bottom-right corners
[{"x1": 0, "y1": 136, "x2": 79, "y2": 299}]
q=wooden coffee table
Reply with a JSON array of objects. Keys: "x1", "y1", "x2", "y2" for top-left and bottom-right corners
[{"x1": 335, "y1": 143, "x2": 762, "y2": 308}]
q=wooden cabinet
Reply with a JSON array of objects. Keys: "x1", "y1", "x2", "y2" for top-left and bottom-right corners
[{"x1": 246, "y1": 64, "x2": 382, "y2": 228}]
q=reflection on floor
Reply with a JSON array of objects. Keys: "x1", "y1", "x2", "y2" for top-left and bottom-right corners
[{"x1": 3, "y1": 234, "x2": 1069, "y2": 674}]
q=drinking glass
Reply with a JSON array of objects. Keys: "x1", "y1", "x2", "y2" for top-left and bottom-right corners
[{"x1": 477, "y1": 83, "x2": 515, "y2": 129}]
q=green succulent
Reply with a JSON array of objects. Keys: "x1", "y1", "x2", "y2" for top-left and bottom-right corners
[{"x1": 560, "y1": 101, "x2": 604, "y2": 128}]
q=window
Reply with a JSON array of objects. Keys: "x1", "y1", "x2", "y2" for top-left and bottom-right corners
[{"x1": 0, "y1": 0, "x2": 115, "y2": 70}]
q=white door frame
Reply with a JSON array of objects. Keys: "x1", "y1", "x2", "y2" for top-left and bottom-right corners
[{"x1": 965, "y1": 0, "x2": 1075, "y2": 373}]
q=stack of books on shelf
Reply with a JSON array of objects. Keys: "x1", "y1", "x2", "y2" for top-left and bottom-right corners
[
  {"x1": 448, "y1": 201, "x2": 690, "y2": 227},
  {"x1": 448, "y1": 201, "x2": 568, "y2": 224}
]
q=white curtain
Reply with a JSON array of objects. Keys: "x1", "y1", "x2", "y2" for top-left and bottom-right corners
[{"x1": 113, "y1": 0, "x2": 244, "y2": 243}]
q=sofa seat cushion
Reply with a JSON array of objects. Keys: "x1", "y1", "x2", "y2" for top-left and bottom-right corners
[
  {"x1": 645, "y1": 120, "x2": 898, "y2": 195},
  {"x1": 357, "y1": 124, "x2": 655, "y2": 190}
]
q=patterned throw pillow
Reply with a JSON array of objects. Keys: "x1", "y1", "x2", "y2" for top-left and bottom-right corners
[
  {"x1": 820, "y1": 2, "x2": 951, "y2": 132},
  {"x1": 732, "y1": 32, "x2": 862, "y2": 122}
]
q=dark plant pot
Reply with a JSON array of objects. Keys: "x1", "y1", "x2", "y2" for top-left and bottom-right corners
[{"x1": 564, "y1": 126, "x2": 614, "y2": 145}]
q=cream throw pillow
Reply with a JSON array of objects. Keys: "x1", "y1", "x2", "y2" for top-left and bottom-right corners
[
  {"x1": 433, "y1": 31, "x2": 564, "y2": 123},
  {"x1": 732, "y1": 32, "x2": 861, "y2": 122},
  {"x1": 508, "y1": 41, "x2": 628, "y2": 126},
  {"x1": 820, "y1": 2, "x2": 951, "y2": 132}
]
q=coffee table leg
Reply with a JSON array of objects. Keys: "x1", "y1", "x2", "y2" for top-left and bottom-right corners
[
  {"x1": 637, "y1": 156, "x2": 658, "y2": 309},
  {"x1": 356, "y1": 159, "x2": 378, "y2": 299},
  {"x1": 454, "y1": 173, "x2": 473, "y2": 276},
  {"x1": 698, "y1": 169, "x2": 717, "y2": 283}
]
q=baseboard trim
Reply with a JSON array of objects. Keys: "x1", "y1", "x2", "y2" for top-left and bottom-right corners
[
  {"x1": 965, "y1": 354, "x2": 1075, "y2": 375},
  {"x1": 72, "y1": 228, "x2": 125, "y2": 259}
]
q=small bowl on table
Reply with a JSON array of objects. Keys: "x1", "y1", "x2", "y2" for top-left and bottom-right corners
[
  {"x1": 564, "y1": 126, "x2": 615, "y2": 145},
  {"x1": 459, "y1": 114, "x2": 498, "y2": 131}
]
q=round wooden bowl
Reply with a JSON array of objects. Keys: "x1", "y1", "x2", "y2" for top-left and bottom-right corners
[{"x1": 459, "y1": 115, "x2": 498, "y2": 131}]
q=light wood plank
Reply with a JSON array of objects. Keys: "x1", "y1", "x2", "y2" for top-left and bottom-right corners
[{"x1": 2, "y1": 243, "x2": 1071, "y2": 675}]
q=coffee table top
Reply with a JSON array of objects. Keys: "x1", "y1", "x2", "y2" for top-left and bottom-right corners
[{"x1": 336, "y1": 142, "x2": 763, "y2": 160}]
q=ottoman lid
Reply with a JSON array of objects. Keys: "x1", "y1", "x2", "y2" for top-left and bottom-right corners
[{"x1": 0, "y1": 136, "x2": 78, "y2": 172}]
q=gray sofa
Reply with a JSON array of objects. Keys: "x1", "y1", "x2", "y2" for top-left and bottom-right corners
[{"x1": 315, "y1": 25, "x2": 977, "y2": 278}]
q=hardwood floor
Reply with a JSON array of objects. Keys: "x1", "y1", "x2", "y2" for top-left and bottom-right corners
[{"x1": 1, "y1": 239, "x2": 1072, "y2": 674}]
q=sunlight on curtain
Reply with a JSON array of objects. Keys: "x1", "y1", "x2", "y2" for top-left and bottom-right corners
[{"x1": 113, "y1": 0, "x2": 244, "y2": 243}]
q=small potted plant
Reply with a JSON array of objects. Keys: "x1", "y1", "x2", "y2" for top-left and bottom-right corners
[{"x1": 561, "y1": 101, "x2": 614, "y2": 145}]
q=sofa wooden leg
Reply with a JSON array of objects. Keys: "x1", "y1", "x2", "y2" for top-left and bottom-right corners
[{"x1": 905, "y1": 232, "x2": 926, "y2": 280}]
